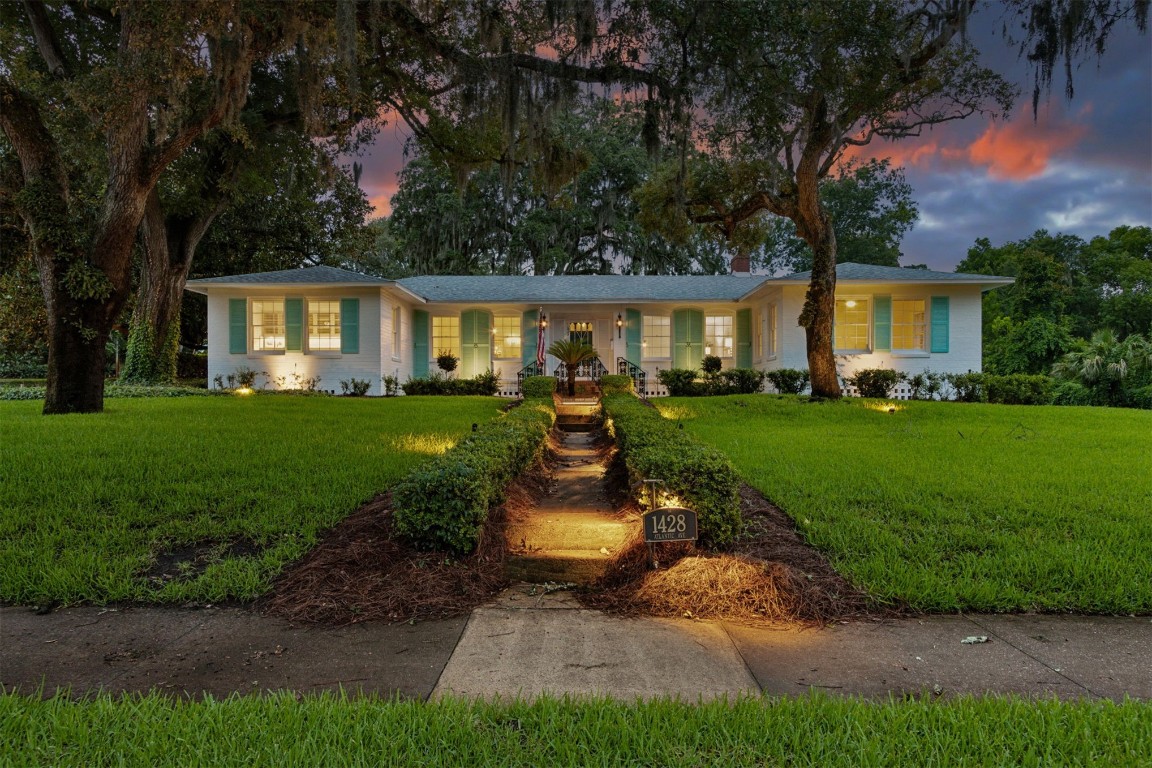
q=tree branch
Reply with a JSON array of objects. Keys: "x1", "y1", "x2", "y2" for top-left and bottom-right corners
[{"x1": 21, "y1": 1, "x2": 70, "y2": 78}]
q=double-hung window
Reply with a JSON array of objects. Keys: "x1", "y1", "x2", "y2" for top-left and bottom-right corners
[
  {"x1": 834, "y1": 298, "x2": 870, "y2": 352},
  {"x1": 892, "y1": 299, "x2": 927, "y2": 352},
  {"x1": 705, "y1": 314, "x2": 734, "y2": 358},
  {"x1": 307, "y1": 299, "x2": 341, "y2": 351},
  {"x1": 391, "y1": 306, "x2": 402, "y2": 360},
  {"x1": 642, "y1": 315, "x2": 670, "y2": 359},
  {"x1": 251, "y1": 299, "x2": 286, "y2": 351},
  {"x1": 432, "y1": 316, "x2": 460, "y2": 359},
  {"x1": 492, "y1": 315, "x2": 521, "y2": 358}
]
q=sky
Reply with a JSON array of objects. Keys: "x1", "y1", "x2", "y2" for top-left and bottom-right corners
[{"x1": 353, "y1": 9, "x2": 1152, "y2": 273}]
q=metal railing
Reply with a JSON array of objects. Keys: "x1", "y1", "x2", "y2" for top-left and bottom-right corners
[
  {"x1": 616, "y1": 357, "x2": 648, "y2": 398},
  {"x1": 515, "y1": 361, "x2": 545, "y2": 396},
  {"x1": 554, "y1": 356, "x2": 608, "y2": 382}
]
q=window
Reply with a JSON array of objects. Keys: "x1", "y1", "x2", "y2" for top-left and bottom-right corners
[
  {"x1": 642, "y1": 315, "x2": 670, "y2": 358},
  {"x1": 892, "y1": 299, "x2": 927, "y2": 351},
  {"x1": 568, "y1": 321, "x2": 593, "y2": 346},
  {"x1": 251, "y1": 299, "x2": 285, "y2": 351},
  {"x1": 307, "y1": 299, "x2": 341, "y2": 351},
  {"x1": 492, "y1": 315, "x2": 521, "y2": 358},
  {"x1": 391, "y1": 306, "x2": 401, "y2": 360},
  {"x1": 432, "y1": 316, "x2": 460, "y2": 358},
  {"x1": 834, "y1": 298, "x2": 869, "y2": 351},
  {"x1": 705, "y1": 315, "x2": 734, "y2": 358},
  {"x1": 764, "y1": 303, "x2": 777, "y2": 358}
]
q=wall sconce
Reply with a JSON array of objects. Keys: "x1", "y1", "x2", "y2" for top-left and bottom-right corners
[
  {"x1": 540, "y1": 313, "x2": 548, "y2": 329},
  {"x1": 616, "y1": 314, "x2": 623, "y2": 338}
]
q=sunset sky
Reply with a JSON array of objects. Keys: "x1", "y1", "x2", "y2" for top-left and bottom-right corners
[{"x1": 353, "y1": 13, "x2": 1152, "y2": 273}]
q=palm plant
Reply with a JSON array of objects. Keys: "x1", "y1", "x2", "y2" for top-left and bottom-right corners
[
  {"x1": 547, "y1": 339, "x2": 598, "y2": 396},
  {"x1": 1052, "y1": 330, "x2": 1152, "y2": 406}
]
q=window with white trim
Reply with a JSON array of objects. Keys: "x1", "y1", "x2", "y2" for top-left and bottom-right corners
[
  {"x1": 307, "y1": 299, "x2": 341, "y2": 351},
  {"x1": 492, "y1": 315, "x2": 521, "y2": 358},
  {"x1": 251, "y1": 299, "x2": 285, "y2": 351},
  {"x1": 765, "y1": 303, "x2": 777, "y2": 358},
  {"x1": 834, "y1": 298, "x2": 870, "y2": 352},
  {"x1": 642, "y1": 315, "x2": 670, "y2": 358},
  {"x1": 391, "y1": 306, "x2": 401, "y2": 360},
  {"x1": 892, "y1": 299, "x2": 927, "y2": 351},
  {"x1": 705, "y1": 314, "x2": 734, "y2": 358},
  {"x1": 432, "y1": 316, "x2": 460, "y2": 358}
]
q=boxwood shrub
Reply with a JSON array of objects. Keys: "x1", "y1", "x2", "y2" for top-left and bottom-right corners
[
  {"x1": 402, "y1": 371, "x2": 500, "y2": 396},
  {"x1": 598, "y1": 374, "x2": 633, "y2": 396},
  {"x1": 520, "y1": 375, "x2": 556, "y2": 399},
  {"x1": 392, "y1": 398, "x2": 555, "y2": 555},
  {"x1": 602, "y1": 393, "x2": 741, "y2": 548}
]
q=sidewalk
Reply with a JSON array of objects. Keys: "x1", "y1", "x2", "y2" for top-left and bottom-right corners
[{"x1": 3, "y1": 593, "x2": 1148, "y2": 701}]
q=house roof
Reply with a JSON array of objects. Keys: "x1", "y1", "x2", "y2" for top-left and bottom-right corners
[
  {"x1": 395, "y1": 275, "x2": 767, "y2": 303},
  {"x1": 185, "y1": 262, "x2": 1012, "y2": 300},
  {"x1": 769, "y1": 262, "x2": 1014, "y2": 287},
  {"x1": 185, "y1": 265, "x2": 392, "y2": 293}
]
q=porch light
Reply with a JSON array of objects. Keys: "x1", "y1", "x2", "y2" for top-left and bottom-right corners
[
  {"x1": 845, "y1": 300, "x2": 857, "y2": 308},
  {"x1": 540, "y1": 313, "x2": 548, "y2": 329},
  {"x1": 616, "y1": 314, "x2": 623, "y2": 338}
]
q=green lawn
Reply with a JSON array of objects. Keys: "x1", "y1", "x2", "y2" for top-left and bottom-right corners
[
  {"x1": 0, "y1": 396, "x2": 505, "y2": 605},
  {"x1": 659, "y1": 396, "x2": 1152, "y2": 613},
  {"x1": 2, "y1": 692, "x2": 1148, "y2": 767}
]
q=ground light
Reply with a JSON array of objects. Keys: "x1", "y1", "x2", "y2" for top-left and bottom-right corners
[{"x1": 864, "y1": 401, "x2": 903, "y2": 413}]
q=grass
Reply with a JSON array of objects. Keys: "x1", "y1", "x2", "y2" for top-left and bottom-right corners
[
  {"x1": 1, "y1": 692, "x2": 1148, "y2": 767},
  {"x1": 0, "y1": 396, "x2": 505, "y2": 605},
  {"x1": 659, "y1": 396, "x2": 1152, "y2": 613}
]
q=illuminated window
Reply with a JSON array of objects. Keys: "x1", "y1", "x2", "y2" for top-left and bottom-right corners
[
  {"x1": 568, "y1": 321, "x2": 593, "y2": 346},
  {"x1": 251, "y1": 299, "x2": 285, "y2": 351},
  {"x1": 642, "y1": 315, "x2": 670, "y2": 358},
  {"x1": 492, "y1": 315, "x2": 521, "y2": 358},
  {"x1": 307, "y1": 299, "x2": 340, "y2": 351},
  {"x1": 432, "y1": 316, "x2": 460, "y2": 358},
  {"x1": 391, "y1": 306, "x2": 401, "y2": 360},
  {"x1": 764, "y1": 303, "x2": 777, "y2": 358},
  {"x1": 892, "y1": 299, "x2": 927, "y2": 351},
  {"x1": 705, "y1": 315, "x2": 734, "y2": 358},
  {"x1": 834, "y1": 298, "x2": 869, "y2": 351}
]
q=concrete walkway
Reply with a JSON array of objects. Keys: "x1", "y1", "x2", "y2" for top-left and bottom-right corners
[{"x1": 3, "y1": 596, "x2": 1149, "y2": 701}]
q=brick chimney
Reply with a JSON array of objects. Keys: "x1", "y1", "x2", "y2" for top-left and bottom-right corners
[{"x1": 731, "y1": 255, "x2": 751, "y2": 275}]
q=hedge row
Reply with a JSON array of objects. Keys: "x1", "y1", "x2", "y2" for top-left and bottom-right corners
[
  {"x1": 656, "y1": 368, "x2": 765, "y2": 397},
  {"x1": 392, "y1": 397, "x2": 556, "y2": 555},
  {"x1": 402, "y1": 371, "x2": 500, "y2": 396},
  {"x1": 0, "y1": 383, "x2": 211, "y2": 401},
  {"x1": 602, "y1": 393, "x2": 741, "y2": 548}
]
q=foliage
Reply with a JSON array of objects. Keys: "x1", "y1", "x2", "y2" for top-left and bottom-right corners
[
  {"x1": 339, "y1": 379, "x2": 372, "y2": 397},
  {"x1": 656, "y1": 369, "x2": 703, "y2": 397},
  {"x1": 0, "y1": 351, "x2": 48, "y2": 379},
  {"x1": 598, "y1": 375, "x2": 633, "y2": 396},
  {"x1": 402, "y1": 371, "x2": 500, "y2": 397},
  {"x1": 381, "y1": 375, "x2": 401, "y2": 397},
  {"x1": 603, "y1": 394, "x2": 741, "y2": 548},
  {"x1": 0, "y1": 396, "x2": 502, "y2": 604},
  {"x1": 668, "y1": 396, "x2": 1152, "y2": 613},
  {"x1": 234, "y1": 367, "x2": 259, "y2": 389},
  {"x1": 1049, "y1": 381, "x2": 1097, "y2": 407},
  {"x1": 0, "y1": 386, "x2": 46, "y2": 401},
  {"x1": 700, "y1": 355, "x2": 723, "y2": 374},
  {"x1": 764, "y1": 369, "x2": 811, "y2": 395},
  {"x1": 656, "y1": 368, "x2": 766, "y2": 397},
  {"x1": 904, "y1": 370, "x2": 945, "y2": 400},
  {"x1": 715, "y1": 369, "x2": 766, "y2": 395},
  {"x1": 436, "y1": 352, "x2": 460, "y2": 374},
  {"x1": 547, "y1": 339, "x2": 597, "y2": 396},
  {"x1": 845, "y1": 369, "x2": 905, "y2": 399},
  {"x1": 2, "y1": 383, "x2": 214, "y2": 401},
  {"x1": 944, "y1": 372, "x2": 986, "y2": 403},
  {"x1": 982, "y1": 375, "x2": 1053, "y2": 406},
  {"x1": 392, "y1": 399, "x2": 555, "y2": 555},
  {"x1": 3, "y1": 691, "x2": 1151, "y2": 768},
  {"x1": 521, "y1": 376, "x2": 557, "y2": 399},
  {"x1": 1051, "y1": 330, "x2": 1152, "y2": 408},
  {"x1": 176, "y1": 351, "x2": 207, "y2": 381}
]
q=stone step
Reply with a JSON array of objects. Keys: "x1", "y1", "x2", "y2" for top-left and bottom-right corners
[
  {"x1": 507, "y1": 516, "x2": 633, "y2": 552},
  {"x1": 505, "y1": 549, "x2": 616, "y2": 584}
]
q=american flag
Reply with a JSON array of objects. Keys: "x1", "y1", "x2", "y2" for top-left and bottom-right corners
[{"x1": 536, "y1": 307, "x2": 546, "y2": 369}]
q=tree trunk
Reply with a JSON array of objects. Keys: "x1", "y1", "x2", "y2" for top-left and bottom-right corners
[
  {"x1": 122, "y1": 190, "x2": 220, "y2": 384},
  {"x1": 41, "y1": 284, "x2": 116, "y2": 414},
  {"x1": 567, "y1": 367, "x2": 576, "y2": 396}
]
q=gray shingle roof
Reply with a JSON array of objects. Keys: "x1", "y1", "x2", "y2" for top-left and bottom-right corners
[
  {"x1": 772, "y1": 262, "x2": 1013, "y2": 284},
  {"x1": 186, "y1": 265, "x2": 392, "y2": 287},
  {"x1": 396, "y1": 275, "x2": 769, "y2": 303}
]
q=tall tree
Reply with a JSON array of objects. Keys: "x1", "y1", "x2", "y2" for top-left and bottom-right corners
[{"x1": 0, "y1": 1, "x2": 322, "y2": 412}]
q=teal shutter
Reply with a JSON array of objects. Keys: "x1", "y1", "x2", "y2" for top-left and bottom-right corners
[
  {"x1": 284, "y1": 298, "x2": 303, "y2": 352},
  {"x1": 340, "y1": 298, "x2": 359, "y2": 354},
  {"x1": 930, "y1": 296, "x2": 950, "y2": 353},
  {"x1": 228, "y1": 298, "x2": 247, "y2": 354},
  {"x1": 412, "y1": 309, "x2": 430, "y2": 378},
  {"x1": 672, "y1": 309, "x2": 703, "y2": 370},
  {"x1": 460, "y1": 309, "x2": 491, "y2": 378},
  {"x1": 625, "y1": 308, "x2": 642, "y2": 363},
  {"x1": 873, "y1": 295, "x2": 891, "y2": 352},
  {"x1": 735, "y1": 308, "x2": 753, "y2": 368},
  {"x1": 522, "y1": 310, "x2": 539, "y2": 367}
]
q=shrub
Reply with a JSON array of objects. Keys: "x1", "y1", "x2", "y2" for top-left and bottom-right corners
[
  {"x1": 403, "y1": 371, "x2": 501, "y2": 396},
  {"x1": 701, "y1": 355, "x2": 723, "y2": 374},
  {"x1": 1050, "y1": 380, "x2": 1096, "y2": 406},
  {"x1": 845, "y1": 368, "x2": 905, "y2": 399},
  {"x1": 983, "y1": 374, "x2": 1053, "y2": 405},
  {"x1": 234, "y1": 366, "x2": 259, "y2": 388},
  {"x1": 381, "y1": 375, "x2": 400, "y2": 397},
  {"x1": 0, "y1": 351, "x2": 48, "y2": 379},
  {"x1": 392, "y1": 398, "x2": 555, "y2": 554},
  {"x1": 0, "y1": 383, "x2": 215, "y2": 401},
  {"x1": 340, "y1": 378, "x2": 372, "y2": 396},
  {"x1": 176, "y1": 351, "x2": 207, "y2": 380},
  {"x1": 657, "y1": 368, "x2": 702, "y2": 397},
  {"x1": 0, "y1": 385, "x2": 45, "y2": 401},
  {"x1": 765, "y1": 368, "x2": 809, "y2": 395},
  {"x1": 905, "y1": 369, "x2": 945, "y2": 400},
  {"x1": 598, "y1": 374, "x2": 633, "y2": 396},
  {"x1": 436, "y1": 351, "x2": 459, "y2": 374},
  {"x1": 602, "y1": 394, "x2": 742, "y2": 548},
  {"x1": 946, "y1": 372, "x2": 986, "y2": 403},
  {"x1": 717, "y1": 368, "x2": 765, "y2": 395},
  {"x1": 521, "y1": 375, "x2": 556, "y2": 399},
  {"x1": 1126, "y1": 385, "x2": 1152, "y2": 410}
]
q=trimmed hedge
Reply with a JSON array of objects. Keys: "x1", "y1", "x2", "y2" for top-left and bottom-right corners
[
  {"x1": 602, "y1": 393, "x2": 741, "y2": 548},
  {"x1": 520, "y1": 375, "x2": 556, "y2": 399},
  {"x1": 845, "y1": 368, "x2": 904, "y2": 398},
  {"x1": 392, "y1": 398, "x2": 555, "y2": 555},
  {"x1": 656, "y1": 368, "x2": 765, "y2": 397},
  {"x1": 598, "y1": 374, "x2": 633, "y2": 396},
  {"x1": 402, "y1": 371, "x2": 500, "y2": 396}
]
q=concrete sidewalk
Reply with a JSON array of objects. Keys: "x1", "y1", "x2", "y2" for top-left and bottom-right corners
[{"x1": 3, "y1": 590, "x2": 1149, "y2": 701}]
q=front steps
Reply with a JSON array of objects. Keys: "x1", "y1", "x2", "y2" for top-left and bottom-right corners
[
  {"x1": 554, "y1": 397, "x2": 601, "y2": 433},
  {"x1": 505, "y1": 429, "x2": 631, "y2": 584}
]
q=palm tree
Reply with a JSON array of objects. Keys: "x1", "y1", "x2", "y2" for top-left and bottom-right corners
[
  {"x1": 547, "y1": 339, "x2": 598, "y2": 396},
  {"x1": 1052, "y1": 330, "x2": 1152, "y2": 406}
]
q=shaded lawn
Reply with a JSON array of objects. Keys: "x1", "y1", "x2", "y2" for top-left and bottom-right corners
[
  {"x1": 1, "y1": 692, "x2": 1148, "y2": 768},
  {"x1": 0, "y1": 396, "x2": 504, "y2": 605},
  {"x1": 658, "y1": 396, "x2": 1152, "y2": 613}
]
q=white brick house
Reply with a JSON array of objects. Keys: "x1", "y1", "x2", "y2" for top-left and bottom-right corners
[{"x1": 186, "y1": 263, "x2": 1012, "y2": 396}]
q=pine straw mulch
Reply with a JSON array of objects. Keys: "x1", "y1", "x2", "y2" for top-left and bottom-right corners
[
  {"x1": 258, "y1": 439, "x2": 557, "y2": 627},
  {"x1": 577, "y1": 478, "x2": 890, "y2": 627}
]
